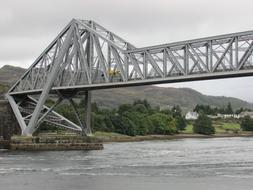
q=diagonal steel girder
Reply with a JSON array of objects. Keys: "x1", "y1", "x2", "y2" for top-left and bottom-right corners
[{"x1": 22, "y1": 24, "x2": 75, "y2": 135}]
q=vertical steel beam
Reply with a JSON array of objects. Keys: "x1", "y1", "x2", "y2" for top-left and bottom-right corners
[
  {"x1": 184, "y1": 46, "x2": 189, "y2": 75},
  {"x1": 208, "y1": 41, "x2": 213, "y2": 72},
  {"x1": 124, "y1": 44, "x2": 129, "y2": 80},
  {"x1": 84, "y1": 91, "x2": 92, "y2": 136},
  {"x1": 235, "y1": 37, "x2": 239, "y2": 67},
  {"x1": 143, "y1": 52, "x2": 147, "y2": 78},
  {"x1": 88, "y1": 30, "x2": 94, "y2": 80},
  {"x1": 163, "y1": 49, "x2": 167, "y2": 77},
  {"x1": 107, "y1": 33, "x2": 112, "y2": 72},
  {"x1": 205, "y1": 44, "x2": 209, "y2": 72},
  {"x1": 230, "y1": 42, "x2": 234, "y2": 70}
]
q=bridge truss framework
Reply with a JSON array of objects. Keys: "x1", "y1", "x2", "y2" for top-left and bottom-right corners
[{"x1": 6, "y1": 19, "x2": 253, "y2": 136}]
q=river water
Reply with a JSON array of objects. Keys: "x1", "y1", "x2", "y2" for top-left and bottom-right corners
[{"x1": 1, "y1": 137, "x2": 253, "y2": 190}]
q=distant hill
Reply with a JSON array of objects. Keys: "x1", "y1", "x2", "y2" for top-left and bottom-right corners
[
  {"x1": 0, "y1": 65, "x2": 26, "y2": 99},
  {"x1": 92, "y1": 86, "x2": 253, "y2": 112},
  {"x1": 0, "y1": 65, "x2": 252, "y2": 112},
  {"x1": 0, "y1": 83, "x2": 8, "y2": 99},
  {"x1": 0, "y1": 65, "x2": 26, "y2": 84}
]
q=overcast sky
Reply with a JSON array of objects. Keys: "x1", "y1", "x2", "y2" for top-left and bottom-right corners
[{"x1": 1, "y1": 0, "x2": 253, "y2": 102}]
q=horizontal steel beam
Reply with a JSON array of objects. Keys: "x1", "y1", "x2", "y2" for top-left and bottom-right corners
[
  {"x1": 9, "y1": 69, "x2": 253, "y2": 95},
  {"x1": 126, "y1": 30, "x2": 253, "y2": 53}
]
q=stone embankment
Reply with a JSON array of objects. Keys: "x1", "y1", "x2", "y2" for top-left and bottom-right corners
[
  {"x1": 2, "y1": 136, "x2": 103, "y2": 151},
  {"x1": 10, "y1": 142, "x2": 103, "y2": 151}
]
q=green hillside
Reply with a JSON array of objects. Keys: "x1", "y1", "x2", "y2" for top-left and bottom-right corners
[
  {"x1": 92, "y1": 86, "x2": 253, "y2": 112},
  {"x1": 0, "y1": 65, "x2": 26, "y2": 84},
  {"x1": 0, "y1": 83, "x2": 8, "y2": 99}
]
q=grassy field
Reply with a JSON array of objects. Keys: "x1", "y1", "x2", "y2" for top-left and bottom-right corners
[
  {"x1": 184, "y1": 121, "x2": 241, "y2": 134},
  {"x1": 184, "y1": 124, "x2": 193, "y2": 134},
  {"x1": 93, "y1": 131, "x2": 129, "y2": 138}
]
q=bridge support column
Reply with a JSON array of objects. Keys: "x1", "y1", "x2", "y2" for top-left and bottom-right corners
[{"x1": 84, "y1": 91, "x2": 92, "y2": 136}]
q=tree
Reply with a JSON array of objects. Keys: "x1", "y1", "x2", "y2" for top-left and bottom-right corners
[
  {"x1": 91, "y1": 102, "x2": 99, "y2": 113},
  {"x1": 226, "y1": 102, "x2": 233, "y2": 114},
  {"x1": 149, "y1": 113, "x2": 177, "y2": 135},
  {"x1": 235, "y1": 107, "x2": 244, "y2": 114},
  {"x1": 133, "y1": 99, "x2": 151, "y2": 110},
  {"x1": 171, "y1": 105, "x2": 182, "y2": 117},
  {"x1": 56, "y1": 104, "x2": 78, "y2": 124},
  {"x1": 193, "y1": 113, "x2": 215, "y2": 135},
  {"x1": 167, "y1": 118, "x2": 177, "y2": 134},
  {"x1": 160, "y1": 109, "x2": 172, "y2": 115},
  {"x1": 118, "y1": 104, "x2": 132, "y2": 115},
  {"x1": 139, "y1": 116, "x2": 154, "y2": 135},
  {"x1": 241, "y1": 116, "x2": 253, "y2": 131},
  {"x1": 193, "y1": 104, "x2": 218, "y2": 115},
  {"x1": 104, "y1": 115, "x2": 115, "y2": 132},
  {"x1": 121, "y1": 116, "x2": 137, "y2": 136},
  {"x1": 92, "y1": 113, "x2": 106, "y2": 132},
  {"x1": 175, "y1": 116, "x2": 187, "y2": 131},
  {"x1": 133, "y1": 104, "x2": 148, "y2": 113},
  {"x1": 110, "y1": 115, "x2": 126, "y2": 134}
]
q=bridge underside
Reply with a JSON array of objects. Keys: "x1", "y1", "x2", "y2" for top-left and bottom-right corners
[{"x1": 6, "y1": 19, "x2": 253, "y2": 136}]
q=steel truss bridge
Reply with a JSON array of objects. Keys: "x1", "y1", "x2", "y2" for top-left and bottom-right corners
[{"x1": 6, "y1": 19, "x2": 253, "y2": 136}]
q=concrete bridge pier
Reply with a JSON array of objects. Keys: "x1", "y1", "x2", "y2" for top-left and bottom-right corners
[{"x1": 84, "y1": 91, "x2": 92, "y2": 136}]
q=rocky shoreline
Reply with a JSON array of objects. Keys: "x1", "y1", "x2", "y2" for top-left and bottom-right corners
[
  {"x1": 1, "y1": 132, "x2": 253, "y2": 151},
  {"x1": 95, "y1": 132, "x2": 253, "y2": 143}
]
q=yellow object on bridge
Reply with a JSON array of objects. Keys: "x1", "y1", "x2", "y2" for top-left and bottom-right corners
[{"x1": 107, "y1": 69, "x2": 120, "y2": 76}]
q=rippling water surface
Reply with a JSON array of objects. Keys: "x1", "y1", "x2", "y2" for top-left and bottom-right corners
[{"x1": 1, "y1": 137, "x2": 253, "y2": 190}]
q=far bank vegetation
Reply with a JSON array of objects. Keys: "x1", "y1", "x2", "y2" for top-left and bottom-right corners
[{"x1": 37, "y1": 99, "x2": 253, "y2": 136}]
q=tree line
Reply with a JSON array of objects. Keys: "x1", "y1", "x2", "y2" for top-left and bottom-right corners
[
  {"x1": 43, "y1": 99, "x2": 186, "y2": 136},
  {"x1": 40, "y1": 99, "x2": 253, "y2": 136},
  {"x1": 90, "y1": 100, "x2": 187, "y2": 136},
  {"x1": 193, "y1": 102, "x2": 252, "y2": 115}
]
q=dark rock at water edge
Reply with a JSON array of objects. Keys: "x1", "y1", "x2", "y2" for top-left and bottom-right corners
[{"x1": 0, "y1": 100, "x2": 20, "y2": 140}]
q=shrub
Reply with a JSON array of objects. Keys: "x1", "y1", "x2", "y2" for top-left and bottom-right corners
[
  {"x1": 193, "y1": 113, "x2": 215, "y2": 135},
  {"x1": 175, "y1": 116, "x2": 187, "y2": 131},
  {"x1": 150, "y1": 113, "x2": 177, "y2": 135},
  {"x1": 241, "y1": 116, "x2": 253, "y2": 131}
]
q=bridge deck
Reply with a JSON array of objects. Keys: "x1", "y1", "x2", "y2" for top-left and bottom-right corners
[{"x1": 9, "y1": 69, "x2": 253, "y2": 95}]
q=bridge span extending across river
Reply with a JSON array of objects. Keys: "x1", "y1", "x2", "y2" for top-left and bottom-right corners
[{"x1": 6, "y1": 19, "x2": 253, "y2": 136}]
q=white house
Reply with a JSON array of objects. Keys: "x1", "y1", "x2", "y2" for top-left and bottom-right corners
[
  {"x1": 217, "y1": 114, "x2": 240, "y2": 119},
  {"x1": 185, "y1": 111, "x2": 199, "y2": 120},
  {"x1": 239, "y1": 111, "x2": 253, "y2": 118}
]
